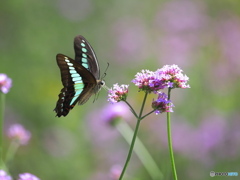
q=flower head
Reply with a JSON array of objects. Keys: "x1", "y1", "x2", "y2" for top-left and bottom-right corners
[
  {"x1": 108, "y1": 83, "x2": 129, "y2": 104},
  {"x1": 132, "y1": 65, "x2": 189, "y2": 93},
  {"x1": 18, "y1": 173, "x2": 40, "y2": 180},
  {"x1": 7, "y1": 124, "x2": 31, "y2": 145},
  {"x1": 0, "y1": 74, "x2": 12, "y2": 94},
  {"x1": 0, "y1": 170, "x2": 12, "y2": 180},
  {"x1": 156, "y1": 64, "x2": 190, "y2": 89},
  {"x1": 152, "y1": 92, "x2": 174, "y2": 114},
  {"x1": 132, "y1": 69, "x2": 165, "y2": 93}
]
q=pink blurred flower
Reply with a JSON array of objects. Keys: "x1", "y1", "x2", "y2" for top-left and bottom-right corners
[
  {"x1": 102, "y1": 102, "x2": 131, "y2": 126},
  {"x1": 109, "y1": 165, "x2": 122, "y2": 180},
  {"x1": 87, "y1": 103, "x2": 131, "y2": 146},
  {"x1": 0, "y1": 170, "x2": 12, "y2": 180},
  {"x1": 0, "y1": 74, "x2": 12, "y2": 94},
  {"x1": 7, "y1": 124, "x2": 31, "y2": 145},
  {"x1": 18, "y1": 173, "x2": 40, "y2": 180}
]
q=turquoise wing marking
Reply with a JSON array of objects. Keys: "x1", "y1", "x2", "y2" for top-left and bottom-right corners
[{"x1": 62, "y1": 56, "x2": 85, "y2": 106}]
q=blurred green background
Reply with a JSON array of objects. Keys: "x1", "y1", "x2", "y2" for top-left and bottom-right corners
[{"x1": 1, "y1": 0, "x2": 240, "y2": 179}]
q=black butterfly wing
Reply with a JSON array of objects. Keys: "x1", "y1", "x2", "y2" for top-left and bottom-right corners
[
  {"x1": 54, "y1": 54, "x2": 97, "y2": 117},
  {"x1": 74, "y1": 35, "x2": 100, "y2": 80}
]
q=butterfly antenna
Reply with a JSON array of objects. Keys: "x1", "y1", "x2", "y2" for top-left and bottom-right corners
[
  {"x1": 93, "y1": 63, "x2": 109, "y2": 103},
  {"x1": 101, "y1": 62, "x2": 109, "y2": 79}
]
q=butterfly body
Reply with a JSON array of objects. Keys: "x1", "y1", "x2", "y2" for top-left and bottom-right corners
[{"x1": 54, "y1": 35, "x2": 104, "y2": 117}]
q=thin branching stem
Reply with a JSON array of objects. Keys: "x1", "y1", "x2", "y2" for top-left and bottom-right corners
[
  {"x1": 123, "y1": 100, "x2": 138, "y2": 119},
  {"x1": 140, "y1": 109, "x2": 155, "y2": 120},
  {"x1": 119, "y1": 92, "x2": 148, "y2": 180},
  {"x1": 167, "y1": 88, "x2": 178, "y2": 180}
]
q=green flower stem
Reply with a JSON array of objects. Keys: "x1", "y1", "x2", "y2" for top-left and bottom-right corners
[
  {"x1": 118, "y1": 114, "x2": 141, "y2": 180},
  {"x1": 116, "y1": 120, "x2": 163, "y2": 180},
  {"x1": 123, "y1": 100, "x2": 138, "y2": 119},
  {"x1": 0, "y1": 93, "x2": 5, "y2": 168},
  {"x1": 119, "y1": 92, "x2": 148, "y2": 180},
  {"x1": 140, "y1": 109, "x2": 155, "y2": 120},
  {"x1": 167, "y1": 88, "x2": 178, "y2": 180},
  {"x1": 138, "y1": 92, "x2": 148, "y2": 118},
  {"x1": 167, "y1": 88, "x2": 171, "y2": 100},
  {"x1": 5, "y1": 141, "x2": 19, "y2": 165}
]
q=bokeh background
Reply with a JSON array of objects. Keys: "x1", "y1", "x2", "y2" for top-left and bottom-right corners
[{"x1": 1, "y1": 0, "x2": 240, "y2": 179}]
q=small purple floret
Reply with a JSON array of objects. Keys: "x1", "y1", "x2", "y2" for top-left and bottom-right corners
[{"x1": 152, "y1": 92, "x2": 174, "y2": 114}]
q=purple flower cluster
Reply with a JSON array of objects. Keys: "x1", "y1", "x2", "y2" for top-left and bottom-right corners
[
  {"x1": 131, "y1": 69, "x2": 165, "y2": 93},
  {"x1": 132, "y1": 64, "x2": 190, "y2": 92},
  {"x1": 0, "y1": 170, "x2": 12, "y2": 180},
  {"x1": 156, "y1": 64, "x2": 190, "y2": 89},
  {"x1": 0, "y1": 74, "x2": 12, "y2": 94},
  {"x1": 18, "y1": 173, "x2": 40, "y2": 180},
  {"x1": 108, "y1": 83, "x2": 129, "y2": 104},
  {"x1": 131, "y1": 64, "x2": 189, "y2": 114},
  {"x1": 7, "y1": 124, "x2": 31, "y2": 145},
  {"x1": 152, "y1": 92, "x2": 174, "y2": 114},
  {"x1": 0, "y1": 170, "x2": 40, "y2": 180},
  {"x1": 107, "y1": 65, "x2": 189, "y2": 114}
]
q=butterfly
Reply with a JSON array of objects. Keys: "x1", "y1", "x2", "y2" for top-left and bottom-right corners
[{"x1": 54, "y1": 35, "x2": 105, "y2": 117}]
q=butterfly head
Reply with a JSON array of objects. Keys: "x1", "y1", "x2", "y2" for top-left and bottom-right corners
[{"x1": 95, "y1": 80, "x2": 105, "y2": 93}]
